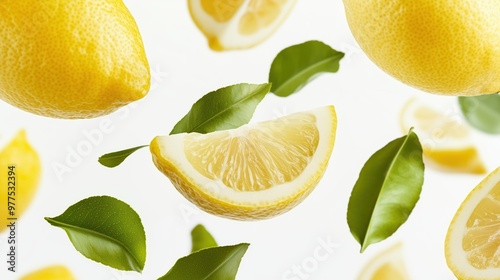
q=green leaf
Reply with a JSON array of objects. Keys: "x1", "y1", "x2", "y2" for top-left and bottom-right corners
[
  {"x1": 458, "y1": 93, "x2": 500, "y2": 134},
  {"x1": 45, "y1": 196, "x2": 146, "y2": 272},
  {"x1": 269, "y1": 40, "x2": 344, "y2": 97},
  {"x1": 98, "y1": 145, "x2": 149, "y2": 168},
  {"x1": 191, "y1": 224, "x2": 218, "y2": 253},
  {"x1": 170, "y1": 83, "x2": 270, "y2": 134},
  {"x1": 347, "y1": 130, "x2": 424, "y2": 252},
  {"x1": 158, "y1": 243, "x2": 249, "y2": 280}
]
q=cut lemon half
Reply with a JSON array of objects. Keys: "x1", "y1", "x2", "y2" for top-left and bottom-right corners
[
  {"x1": 445, "y1": 167, "x2": 500, "y2": 279},
  {"x1": 400, "y1": 97, "x2": 486, "y2": 174},
  {"x1": 20, "y1": 265, "x2": 75, "y2": 280},
  {"x1": 150, "y1": 106, "x2": 336, "y2": 220},
  {"x1": 188, "y1": 0, "x2": 297, "y2": 51},
  {"x1": 357, "y1": 243, "x2": 410, "y2": 280}
]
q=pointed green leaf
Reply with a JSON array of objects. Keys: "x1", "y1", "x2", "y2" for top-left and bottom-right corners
[
  {"x1": 158, "y1": 243, "x2": 249, "y2": 280},
  {"x1": 458, "y1": 93, "x2": 500, "y2": 134},
  {"x1": 191, "y1": 224, "x2": 218, "y2": 253},
  {"x1": 170, "y1": 83, "x2": 270, "y2": 134},
  {"x1": 347, "y1": 130, "x2": 424, "y2": 252},
  {"x1": 269, "y1": 40, "x2": 344, "y2": 97},
  {"x1": 98, "y1": 145, "x2": 149, "y2": 168},
  {"x1": 45, "y1": 196, "x2": 146, "y2": 272}
]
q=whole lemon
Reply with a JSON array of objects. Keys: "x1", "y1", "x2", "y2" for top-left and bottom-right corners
[
  {"x1": 343, "y1": 0, "x2": 500, "y2": 96},
  {"x1": 0, "y1": 130, "x2": 41, "y2": 232},
  {"x1": 0, "y1": 0, "x2": 150, "y2": 119}
]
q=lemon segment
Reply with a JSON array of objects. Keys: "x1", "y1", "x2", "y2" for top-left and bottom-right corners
[
  {"x1": 20, "y1": 265, "x2": 75, "y2": 280},
  {"x1": 0, "y1": 130, "x2": 41, "y2": 232},
  {"x1": 343, "y1": 0, "x2": 500, "y2": 95},
  {"x1": 150, "y1": 106, "x2": 337, "y2": 220},
  {"x1": 400, "y1": 98, "x2": 486, "y2": 174},
  {"x1": 446, "y1": 167, "x2": 500, "y2": 279},
  {"x1": 357, "y1": 243, "x2": 410, "y2": 280},
  {"x1": 188, "y1": 0, "x2": 297, "y2": 51}
]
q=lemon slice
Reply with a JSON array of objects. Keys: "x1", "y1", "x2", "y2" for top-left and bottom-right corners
[
  {"x1": 0, "y1": 130, "x2": 41, "y2": 232},
  {"x1": 20, "y1": 265, "x2": 75, "y2": 280},
  {"x1": 445, "y1": 167, "x2": 500, "y2": 279},
  {"x1": 150, "y1": 106, "x2": 337, "y2": 220},
  {"x1": 188, "y1": 0, "x2": 297, "y2": 51},
  {"x1": 357, "y1": 243, "x2": 410, "y2": 280},
  {"x1": 400, "y1": 97, "x2": 486, "y2": 174}
]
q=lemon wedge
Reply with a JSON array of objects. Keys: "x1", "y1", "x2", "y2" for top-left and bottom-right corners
[
  {"x1": 400, "y1": 97, "x2": 486, "y2": 174},
  {"x1": 446, "y1": 166, "x2": 500, "y2": 279},
  {"x1": 188, "y1": 0, "x2": 297, "y2": 51},
  {"x1": 20, "y1": 265, "x2": 75, "y2": 280},
  {"x1": 357, "y1": 243, "x2": 410, "y2": 280},
  {"x1": 150, "y1": 106, "x2": 337, "y2": 220}
]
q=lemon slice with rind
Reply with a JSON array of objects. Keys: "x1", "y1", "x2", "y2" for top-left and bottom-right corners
[
  {"x1": 357, "y1": 243, "x2": 410, "y2": 280},
  {"x1": 400, "y1": 97, "x2": 486, "y2": 174},
  {"x1": 150, "y1": 106, "x2": 336, "y2": 220},
  {"x1": 446, "y1": 166, "x2": 500, "y2": 279},
  {"x1": 188, "y1": 0, "x2": 297, "y2": 51}
]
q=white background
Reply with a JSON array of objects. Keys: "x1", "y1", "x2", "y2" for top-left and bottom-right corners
[{"x1": 1, "y1": 0, "x2": 499, "y2": 279}]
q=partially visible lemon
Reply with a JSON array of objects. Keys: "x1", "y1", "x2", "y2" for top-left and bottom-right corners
[
  {"x1": 357, "y1": 243, "x2": 410, "y2": 280},
  {"x1": 400, "y1": 98, "x2": 486, "y2": 174},
  {"x1": 343, "y1": 0, "x2": 500, "y2": 95},
  {"x1": 0, "y1": 0, "x2": 150, "y2": 119},
  {"x1": 20, "y1": 265, "x2": 75, "y2": 280},
  {"x1": 188, "y1": 0, "x2": 297, "y2": 51},
  {"x1": 0, "y1": 130, "x2": 41, "y2": 232},
  {"x1": 445, "y1": 166, "x2": 500, "y2": 279},
  {"x1": 150, "y1": 106, "x2": 337, "y2": 220}
]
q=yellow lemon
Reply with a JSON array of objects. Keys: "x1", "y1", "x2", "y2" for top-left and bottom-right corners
[
  {"x1": 400, "y1": 97, "x2": 486, "y2": 174},
  {"x1": 0, "y1": 130, "x2": 41, "y2": 232},
  {"x1": 0, "y1": 0, "x2": 150, "y2": 119},
  {"x1": 357, "y1": 243, "x2": 410, "y2": 280},
  {"x1": 343, "y1": 0, "x2": 500, "y2": 95},
  {"x1": 150, "y1": 106, "x2": 337, "y2": 220},
  {"x1": 20, "y1": 265, "x2": 75, "y2": 280},
  {"x1": 445, "y1": 166, "x2": 500, "y2": 279},
  {"x1": 188, "y1": 0, "x2": 297, "y2": 51}
]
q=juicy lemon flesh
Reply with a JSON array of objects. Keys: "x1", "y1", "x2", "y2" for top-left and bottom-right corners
[
  {"x1": 185, "y1": 113, "x2": 318, "y2": 191},
  {"x1": 0, "y1": 130, "x2": 41, "y2": 232},
  {"x1": 0, "y1": 0, "x2": 150, "y2": 118},
  {"x1": 20, "y1": 265, "x2": 75, "y2": 280},
  {"x1": 343, "y1": 0, "x2": 500, "y2": 95},
  {"x1": 463, "y1": 181, "x2": 500, "y2": 269},
  {"x1": 357, "y1": 243, "x2": 410, "y2": 280},
  {"x1": 238, "y1": 0, "x2": 285, "y2": 35},
  {"x1": 372, "y1": 263, "x2": 408, "y2": 280}
]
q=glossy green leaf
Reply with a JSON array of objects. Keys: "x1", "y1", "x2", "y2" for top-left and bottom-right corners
[
  {"x1": 458, "y1": 93, "x2": 500, "y2": 134},
  {"x1": 347, "y1": 130, "x2": 424, "y2": 252},
  {"x1": 45, "y1": 196, "x2": 146, "y2": 272},
  {"x1": 98, "y1": 145, "x2": 149, "y2": 168},
  {"x1": 170, "y1": 83, "x2": 270, "y2": 134},
  {"x1": 191, "y1": 224, "x2": 218, "y2": 253},
  {"x1": 158, "y1": 243, "x2": 249, "y2": 280},
  {"x1": 269, "y1": 40, "x2": 344, "y2": 97}
]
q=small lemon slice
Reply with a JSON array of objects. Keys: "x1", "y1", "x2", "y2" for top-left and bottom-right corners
[
  {"x1": 400, "y1": 97, "x2": 486, "y2": 174},
  {"x1": 20, "y1": 265, "x2": 75, "y2": 280},
  {"x1": 150, "y1": 106, "x2": 337, "y2": 220},
  {"x1": 188, "y1": 0, "x2": 297, "y2": 50},
  {"x1": 0, "y1": 130, "x2": 41, "y2": 232},
  {"x1": 357, "y1": 243, "x2": 410, "y2": 280},
  {"x1": 446, "y1": 167, "x2": 500, "y2": 279}
]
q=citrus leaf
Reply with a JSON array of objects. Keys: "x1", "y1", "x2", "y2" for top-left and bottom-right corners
[
  {"x1": 158, "y1": 243, "x2": 249, "y2": 280},
  {"x1": 347, "y1": 130, "x2": 424, "y2": 252},
  {"x1": 458, "y1": 93, "x2": 500, "y2": 134},
  {"x1": 45, "y1": 196, "x2": 146, "y2": 272},
  {"x1": 98, "y1": 145, "x2": 149, "y2": 168},
  {"x1": 191, "y1": 224, "x2": 218, "y2": 253},
  {"x1": 269, "y1": 40, "x2": 344, "y2": 97},
  {"x1": 170, "y1": 83, "x2": 270, "y2": 134}
]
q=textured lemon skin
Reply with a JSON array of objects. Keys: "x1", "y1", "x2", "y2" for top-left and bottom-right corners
[
  {"x1": 0, "y1": 0, "x2": 150, "y2": 119},
  {"x1": 0, "y1": 130, "x2": 41, "y2": 232},
  {"x1": 343, "y1": 0, "x2": 500, "y2": 96},
  {"x1": 20, "y1": 265, "x2": 75, "y2": 280}
]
